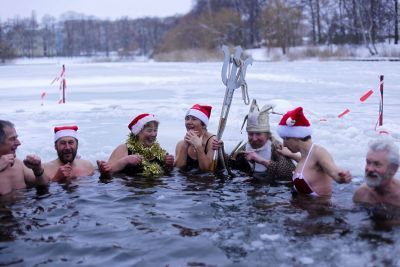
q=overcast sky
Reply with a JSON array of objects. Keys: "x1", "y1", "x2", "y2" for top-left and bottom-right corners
[{"x1": 0, "y1": 0, "x2": 193, "y2": 21}]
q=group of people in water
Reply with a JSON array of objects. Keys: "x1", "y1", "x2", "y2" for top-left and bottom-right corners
[{"x1": 1, "y1": 101, "x2": 399, "y2": 208}]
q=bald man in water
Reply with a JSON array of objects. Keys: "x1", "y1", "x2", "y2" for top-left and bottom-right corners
[{"x1": 0, "y1": 120, "x2": 49, "y2": 195}]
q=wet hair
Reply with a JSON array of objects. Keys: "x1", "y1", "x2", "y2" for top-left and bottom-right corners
[
  {"x1": 368, "y1": 138, "x2": 399, "y2": 167},
  {"x1": 0, "y1": 120, "x2": 14, "y2": 144}
]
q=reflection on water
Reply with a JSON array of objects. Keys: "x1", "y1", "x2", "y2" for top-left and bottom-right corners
[{"x1": 1, "y1": 172, "x2": 400, "y2": 266}]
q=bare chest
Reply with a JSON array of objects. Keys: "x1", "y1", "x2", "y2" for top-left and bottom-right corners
[{"x1": 0, "y1": 167, "x2": 27, "y2": 194}]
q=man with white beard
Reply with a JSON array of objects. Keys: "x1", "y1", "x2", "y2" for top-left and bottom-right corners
[{"x1": 353, "y1": 138, "x2": 400, "y2": 207}]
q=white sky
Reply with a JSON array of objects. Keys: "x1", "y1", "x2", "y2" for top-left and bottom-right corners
[{"x1": 0, "y1": 0, "x2": 193, "y2": 21}]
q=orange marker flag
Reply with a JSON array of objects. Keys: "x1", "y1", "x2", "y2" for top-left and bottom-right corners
[
  {"x1": 338, "y1": 108, "x2": 350, "y2": 118},
  {"x1": 360, "y1": 89, "x2": 373, "y2": 102},
  {"x1": 40, "y1": 91, "x2": 46, "y2": 106}
]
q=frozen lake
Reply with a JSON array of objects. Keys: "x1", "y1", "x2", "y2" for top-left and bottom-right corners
[{"x1": 0, "y1": 59, "x2": 400, "y2": 266}]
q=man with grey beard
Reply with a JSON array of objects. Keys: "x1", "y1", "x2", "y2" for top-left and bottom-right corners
[
  {"x1": 43, "y1": 125, "x2": 94, "y2": 182},
  {"x1": 353, "y1": 138, "x2": 400, "y2": 207}
]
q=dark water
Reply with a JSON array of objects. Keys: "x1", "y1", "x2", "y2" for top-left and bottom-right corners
[{"x1": 1, "y1": 172, "x2": 400, "y2": 267}]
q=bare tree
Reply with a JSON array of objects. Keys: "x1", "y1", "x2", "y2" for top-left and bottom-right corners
[
  {"x1": 261, "y1": 0, "x2": 303, "y2": 54},
  {"x1": 355, "y1": 0, "x2": 378, "y2": 55},
  {"x1": 0, "y1": 21, "x2": 16, "y2": 62}
]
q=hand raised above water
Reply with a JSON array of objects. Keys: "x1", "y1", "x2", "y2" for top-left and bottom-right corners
[{"x1": 0, "y1": 154, "x2": 16, "y2": 171}]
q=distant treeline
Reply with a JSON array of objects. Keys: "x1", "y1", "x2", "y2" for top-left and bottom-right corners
[{"x1": 0, "y1": 0, "x2": 399, "y2": 62}]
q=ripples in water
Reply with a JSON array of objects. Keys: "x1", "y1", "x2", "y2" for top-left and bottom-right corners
[{"x1": 1, "y1": 172, "x2": 400, "y2": 266}]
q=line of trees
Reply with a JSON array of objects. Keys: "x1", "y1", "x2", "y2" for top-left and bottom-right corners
[
  {"x1": 0, "y1": 0, "x2": 399, "y2": 62},
  {"x1": 0, "y1": 12, "x2": 179, "y2": 62}
]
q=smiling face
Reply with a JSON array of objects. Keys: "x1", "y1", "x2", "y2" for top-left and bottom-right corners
[
  {"x1": 55, "y1": 136, "x2": 78, "y2": 164},
  {"x1": 364, "y1": 150, "x2": 395, "y2": 188},
  {"x1": 185, "y1": 115, "x2": 204, "y2": 135},
  {"x1": 0, "y1": 126, "x2": 21, "y2": 156},
  {"x1": 137, "y1": 121, "x2": 158, "y2": 147}
]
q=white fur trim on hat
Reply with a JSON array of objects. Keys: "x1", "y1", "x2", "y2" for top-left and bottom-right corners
[
  {"x1": 54, "y1": 129, "x2": 78, "y2": 142},
  {"x1": 277, "y1": 125, "x2": 312, "y2": 138},
  {"x1": 186, "y1": 109, "x2": 209, "y2": 126},
  {"x1": 130, "y1": 114, "x2": 158, "y2": 135}
]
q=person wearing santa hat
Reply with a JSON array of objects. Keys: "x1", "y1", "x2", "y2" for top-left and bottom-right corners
[
  {"x1": 97, "y1": 113, "x2": 174, "y2": 177},
  {"x1": 175, "y1": 104, "x2": 217, "y2": 172},
  {"x1": 277, "y1": 107, "x2": 352, "y2": 197},
  {"x1": 0, "y1": 120, "x2": 49, "y2": 195},
  {"x1": 43, "y1": 125, "x2": 94, "y2": 181}
]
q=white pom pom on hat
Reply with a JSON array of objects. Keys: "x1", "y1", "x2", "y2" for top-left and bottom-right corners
[{"x1": 277, "y1": 107, "x2": 312, "y2": 138}]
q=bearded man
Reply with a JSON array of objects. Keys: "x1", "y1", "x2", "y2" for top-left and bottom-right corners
[
  {"x1": 353, "y1": 138, "x2": 400, "y2": 207},
  {"x1": 43, "y1": 125, "x2": 94, "y2": 181}
]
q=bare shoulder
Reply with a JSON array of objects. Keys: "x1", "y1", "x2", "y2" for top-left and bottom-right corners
[
  {"x1": 393, "y1": 177, "x2": 400, "y2": 186},
  {"x1": 313, "y1": 145, "x2": 335, "y2": 164},
  {"x1": 76, "y1": 159, "x2": 95, "y2": 175},
  {"x1": 314, "y1": 145, "x2": 331, "y2": 157},
  {"x1": 109, "y1": 143, "x2": 128, "y2": 161},
  {"x1": 12, "y1": 158, "x2": 30, "y2": 175},
  {"x1": 176, "y1": 140, "x2": 185, "y2": 149},
  {"x1": 391, "y1": 178, "x2": 400, "y2": 193},
  {"x1": 13, "y1": 158, "x2": 24, "y2": 167},
  {"x1": 43, "y1": 159, "x2": 60, "y2": 168},
  {"x1": 353, "y1": 183, "x2": 371, "y2": 202},
  {"x1": 77, "y1": 158, "x2": 94, "y2": 168},
  {"x1": 115, "y1": 143, "x2": 128, "y2": 152}
]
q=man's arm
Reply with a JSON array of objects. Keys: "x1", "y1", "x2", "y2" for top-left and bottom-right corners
[{"x1": 23, "y1": 155, "x2": 49, "y2": 186}]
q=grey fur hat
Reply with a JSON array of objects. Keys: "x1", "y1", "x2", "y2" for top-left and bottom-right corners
[{"x1": 241, "y1": 99, "x2": 273, "y2": 133}]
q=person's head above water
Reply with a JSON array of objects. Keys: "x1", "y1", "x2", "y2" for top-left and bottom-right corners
[{"x1": 364, "y1": 137, "x2": 399, "y2": 188}]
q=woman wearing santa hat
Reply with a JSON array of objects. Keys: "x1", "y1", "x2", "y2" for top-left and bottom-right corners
[
  {"x1": 97, "y1": 113, "x2": 174, "y2": 177},
  {"x1": 175, "y1": 104, "x2": 217, "y2": 172},
  {"x1": 277, "y1": 107, "x2": 352, "y2": 197}
]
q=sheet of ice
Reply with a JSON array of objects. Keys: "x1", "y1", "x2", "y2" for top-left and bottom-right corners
[{"x1": 0, "y1": 60, "x2": 399, "y2": 178}]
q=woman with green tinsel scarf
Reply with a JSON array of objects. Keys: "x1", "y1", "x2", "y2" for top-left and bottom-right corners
[{"x1": 97, "y1": 114, "x2": 174, "y2": 177}]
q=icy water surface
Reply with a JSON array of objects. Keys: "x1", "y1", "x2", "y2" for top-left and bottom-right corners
[{"x1": 1, "y1": 173, "x2": 400, "y2": 266}]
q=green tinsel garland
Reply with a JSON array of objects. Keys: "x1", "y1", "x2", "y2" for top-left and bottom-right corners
[{"x1": 126, "y1": 134, "x2": 166, "y2": 177}]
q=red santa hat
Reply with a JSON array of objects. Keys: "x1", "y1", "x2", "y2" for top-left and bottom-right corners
[
  {"x1": 277, "y1": 107, "x2": 312, "y2": 138},
  {"x1": 128, "y1": 113, "x2": 158, "y2": 135},
  {"x1": 54, "y1": 125, "x2": 78, "y2": 142},
  {"x1": 186, "y1": 104, "x2": 212, "y2": 126}
]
